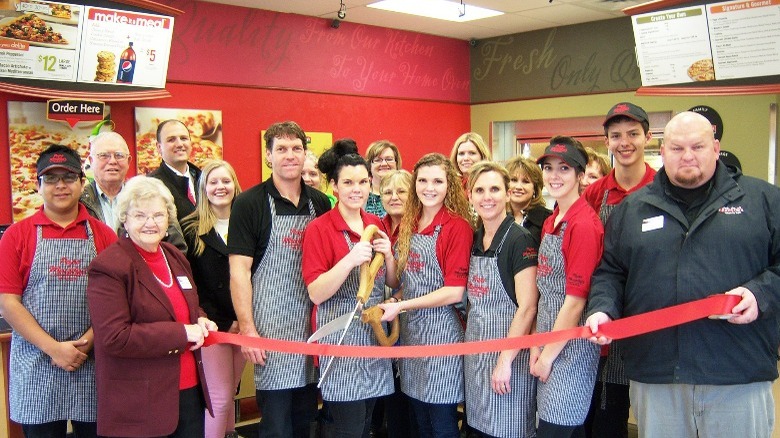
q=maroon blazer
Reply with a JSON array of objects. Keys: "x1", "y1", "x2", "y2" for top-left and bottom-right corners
[{"x1": 88, "y1": 237, "x2": 212, "y2": 437}]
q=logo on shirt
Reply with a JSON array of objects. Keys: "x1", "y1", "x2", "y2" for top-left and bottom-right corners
[
  {"x1": 522, "y1": 247, "x2": 538, "y2": 260},
  {"x1": 49, "y1": 257, "x2": 86, "y2": 281},
  {"x1": 282, "y1": 227, "x2": 305, "y2": 250},
  {"x1": 718, "y1": 206, "x2": 744, "y2": 215},
  {"x1": 467, "y1": 274, "x2": 489, "y2": 298},
  {"x1": 537, "y1": 254, "x2": 552, "y2": 277},
  {"x1": 406, "y1": 251, "x2": 425, "y2": 273}
]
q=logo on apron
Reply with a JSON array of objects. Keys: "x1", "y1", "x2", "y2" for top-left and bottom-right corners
[
  {"x1": 282, "y1": 227, "x2": 305, "y2": 250},
  {"x1": 48, "y1": 257, "x2": 86, "y2": 281},
  {"x1": 467, "y1": 274, "x2": 488, "y2": 298}
]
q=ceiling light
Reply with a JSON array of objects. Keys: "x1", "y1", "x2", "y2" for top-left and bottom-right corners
[{"x1": 368, "y1": 0, "x2": 503, "y2": 22}]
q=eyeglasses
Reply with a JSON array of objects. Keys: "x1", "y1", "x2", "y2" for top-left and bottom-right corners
[
  {"x1": 94, "y1": 152, "x2": 129, "y2": 161},
  {"x1": 381, "y1": 188, "x2": 408, "y2": 198},
  {"x1": 372, "y1": 157, "x2": 396, "y2": 165},
  {"x1": 128, "y1": 212, "x2": 168, "y2": 225},
  {"x1": 40, "y1": 173, "x2": 80, "y2": 184}
]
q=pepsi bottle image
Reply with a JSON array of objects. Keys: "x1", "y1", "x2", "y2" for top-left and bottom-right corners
[{"x1": 116, "y1": 42, "x2": 136, "y2": 84}]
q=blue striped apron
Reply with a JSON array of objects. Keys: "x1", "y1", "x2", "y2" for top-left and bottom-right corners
[
  {"x1": 399, "y1": 225, "x2": 464, "y2": 404},
  {"x1": 465, "y1": 226, "x2": 536, "y2": 437},
  {"x1": 316, "y1": 231, "x2": 393, "y2": 402},
  {"x1": 10, "y1": 223, "x2": 97, "y2": 424},
  {"x1": 536, "y1": 222, "x2": 599, "y2": 426},
  {"x1": 251, "y1": 196, "x2": 317, "y2": 390}
]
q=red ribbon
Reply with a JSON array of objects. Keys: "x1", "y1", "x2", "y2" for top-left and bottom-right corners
[{"x1": 203, "y1": 294, "x2": 740, "y2": 358}]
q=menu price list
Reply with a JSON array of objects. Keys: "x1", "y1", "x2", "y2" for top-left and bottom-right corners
[
  {"x1": 76, "y1": 7, "x2": 174, "y2": 88},
  {"x1": 633, "y1": 6, "x2": 713, "y2": 86},
  {"x1": 708, "y1": 0, "x2": 780, "y2": 80},
  {"x1": 0, "y1": 1, "x2": 82, "y2": 82}
]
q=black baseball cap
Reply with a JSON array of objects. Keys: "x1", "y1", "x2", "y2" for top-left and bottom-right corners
[
  {"x1": 536, "y1": 138, "x2": 587, "y2": 171},
  {"x1": 719, "y1": 150, "x2": 741, "y2": 171},
  {"x1": 603, "y1": 102, "x2": 649, "y2": 127},
  {"x1": 37, "y1": 145, "x2": 84, "y2": 177}
]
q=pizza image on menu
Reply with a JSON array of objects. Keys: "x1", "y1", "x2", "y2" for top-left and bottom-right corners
[
  {"x1": 0, "y1": 13, "x2": 67, "y2": 44},
  {"x1": 687, "y1": 59, "x2": 715, "y2": 82}
]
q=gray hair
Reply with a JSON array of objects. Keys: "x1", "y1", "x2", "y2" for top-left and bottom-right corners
[
  {"x1": 116, "y1": 176, "x2": 177, "y2": 232},
  {"x1": 90, "y1": 131, "x2": 129, "y2": 155}
]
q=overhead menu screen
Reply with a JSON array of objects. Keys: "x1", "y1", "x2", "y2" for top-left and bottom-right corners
[
  {"x1": 0, "y1": 1, "x2": 83, "y2": 82},
  {"x1": 632, "y1": 0, "x2": 780, "y2": 86},
  {"x1": 0, "y1": 0, "x2": 173, "y2": 88},
  {"x1": 707, "y1": 0, "x2": 780, "y2": 81}
]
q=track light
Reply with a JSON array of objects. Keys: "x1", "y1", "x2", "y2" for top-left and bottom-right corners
[{"x1": 337, "y1": 0, "x2": 346, "y2": 19}]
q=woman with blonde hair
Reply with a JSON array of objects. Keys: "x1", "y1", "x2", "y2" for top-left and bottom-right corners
[
  {"x1": 449, "y1": 132, "x2": 491, "y2": 189},
  {"x1": 379, "y1": 153, "x2": 473, "y2": 437},
  {"x1": 505, "y1": 156, "x2": 552, "y2": 248},
  {"x1": 303, "y1": 150, "x2": 337, "y2": 207},
  {"x1": 379, "y1": 169, "x2": 412, "y2": 242},
  {"x1": 182, "y1": 160, "x2": 243, "y2": 438},
  {"x1": 365, "y1": 140, "x2": 402, "y2": 217},
  {"x1": 465, "y1": 161, "x2": 538, "y2": 437}
]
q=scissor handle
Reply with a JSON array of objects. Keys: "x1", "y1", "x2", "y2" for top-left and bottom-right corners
[
  {"x1": 357, "y1": 224, "x2": 385, "y2": 304},
  {"x1": 361, "y1": 306, "x2": 399, "y2": 347}
]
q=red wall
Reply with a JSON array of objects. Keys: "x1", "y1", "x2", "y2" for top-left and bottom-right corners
[{"x1": 0, "y1": 83, "x2": 470, "y2": 223}]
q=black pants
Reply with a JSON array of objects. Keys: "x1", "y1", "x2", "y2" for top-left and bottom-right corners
[
  {"x1": 256, "y1": 384, "x2": 318, "y2": 438},
  {"x1": 537, "y1": 419, "x2": 586, "y2": 438},
  {"x1": 22, "y1": 420, "x2": 97, "y2": 438},
  {"x1": 322, "y1": 398, "x2": 377, "y2": 438},
  {"x1": 584, "y1": 381, "x2": 630, "y2": 438},
  {"x1": 169, "y1": 386, "x2": 205, "y2": 438}
]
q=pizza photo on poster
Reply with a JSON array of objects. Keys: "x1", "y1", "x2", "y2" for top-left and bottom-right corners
[
  {"x1": 134, "y1": 107, "x2": 223, "y2": 175},
  {"x1": 7, "y1": 101, "x2": 108, "y2": 222}
]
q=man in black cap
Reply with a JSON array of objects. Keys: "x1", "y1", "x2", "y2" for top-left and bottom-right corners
[
  {"x1": 0, "y1": 145, "x2": 117, "y2": 437},
  {"x1": 586, "y1": 111, "x2": 780, "y2": 437},
  {"x1": 582, "y1": 102, "x2": 656, "y2": 438}
]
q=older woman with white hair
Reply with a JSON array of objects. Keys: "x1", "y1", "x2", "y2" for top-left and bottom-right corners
[{"x1": 88, "y1": 175, "x2": 216, "y2": 438}]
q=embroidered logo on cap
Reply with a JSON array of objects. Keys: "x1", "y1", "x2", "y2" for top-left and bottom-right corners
[
  {"x1": 49, "y1": 153, "x2": 67, "y2": 163},
  {"x1": 613, "y1": 103, "x2": 630, "y2": 114},
  {"x1": 551, "y1": 144, "x2": 568, "y2": 153}
]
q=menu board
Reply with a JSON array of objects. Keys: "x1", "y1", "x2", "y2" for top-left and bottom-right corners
[
  {"x1": 633, "y1": 6, "x2": 713, "y2": 86},
  {"x1": 77, "y1": 7, "x2": 173, "y2": 88},
  {"x1": 632, "y1": 0, "x2": 780, "y2": 86},
  {"x1": 0, "y1": 1, "x2": 83, "y2": 82},
  {"x1": 0, "y1": 1, "x2": 173, "y2": 88},
  {"x1": 707, "y1": 0, "x2": 780, "y2": 80}
]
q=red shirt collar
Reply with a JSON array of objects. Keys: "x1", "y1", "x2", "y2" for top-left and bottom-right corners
[
  {"x1": 417, "y1": 207, "x2": 453, "y2": 235},
  {"x1": 604, "y1": 163, "x2": 656, "y2": 194},
  {"x1": 31, "y1": 204, "x2": 91, "y2": 230}
]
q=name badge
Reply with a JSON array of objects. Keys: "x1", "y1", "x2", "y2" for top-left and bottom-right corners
[
  {"x1": 177, "y1": 276, "x2": 193, "y2": 290},
  {"x1": 642, "y1": 215, "x2": 664, "y2": 232}
]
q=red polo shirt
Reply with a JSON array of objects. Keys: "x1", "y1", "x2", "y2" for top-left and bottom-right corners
[
  {"x1": 414, "y1": 207, "x2": 473, "y2": 287},
  {"x1": 302, "y1": 208, "x2": 385, "y2": 286},
  {"x1": 540, "y1": 197, "x2": 604, "y2": 298},
  {"x1": 582, "y1": 163, "x2": 656, "y2": 214},
  {"x1": 0, "y1": 205, "x2": 117, "y2": 295}
]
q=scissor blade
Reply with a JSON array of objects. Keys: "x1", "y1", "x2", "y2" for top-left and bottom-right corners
[
  {"x1": 307, "y1": 309, "x2": 357, "y2": 343},
  {"x1": 316, "y1": 302, "x2": 363, "y2": 388}
]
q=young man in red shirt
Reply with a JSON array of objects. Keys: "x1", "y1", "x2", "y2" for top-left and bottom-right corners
[
  {"x1": 582, "y1": 102, "x2": 656, "y2": 438},
  {"x1": 0, "y1": 145, "x2": 116, "y2": 437}
]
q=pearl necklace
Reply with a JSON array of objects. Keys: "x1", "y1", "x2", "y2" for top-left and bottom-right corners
[{"x1": 152, "y1": 249, "x2": 174, "y2": 288}]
